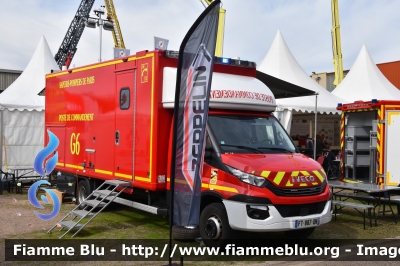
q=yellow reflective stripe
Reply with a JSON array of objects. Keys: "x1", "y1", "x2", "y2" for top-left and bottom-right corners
[
  {"x1": 285, "y1": 180, "x2": 294, "y2": 187},
  {"x1": 285, "y1": 171, "x2": 299, "y2": 187},
  {"x1": 299, "y1": 183, "x2": 308, "y2": 187},
  {"x1": 115, "y1": 173, "x2": 132, "y2": 179},
  {"x1": 46, "y1": 53, "x2": 154, "y2": 78},
  {"x1": 388, "y1": 112, "x2": 400, "y2": 126},
  {"x1": 209, "y1": 184, "x2": 238, "y2": 193},
  {"x1": 260, "y1": 171, "x2": 271, "y2": 178},
  {"x1": 56, "y1": 162, "x2": 65, "y2": 167},
  {"x1": 135, "y1": 176, "x2": 151, "y2": 182},
  {"x1": 95, "y1": 169, "x2": 113, "y2": 175},
  {"x1": 386, "y1": 172, "x2": 398, "y2": 186},
  {"x1": 312, "y1": 182, "x2": 319, "y2": 186},
  {"x1": 149, "y1": 54, "x2": 155, "y2": 182},
  {"x1": 273, "y1": 172, "x2": 285, "y2": 185},
  {"x1": 165, "y1": 177, "x2": 191, "y2": 185},
  {"x1": 300, "y1": 171, "x2": 310, "y2": 176},
  {"x1": 313, "y1": 170, "x2": 325, "y2": 182},
  {"x1": 65, "y1": 164, "x2": 83, "y2": 170},
  {"x1": 202, "y1": 183, "x2": 238, "y2": 193}
]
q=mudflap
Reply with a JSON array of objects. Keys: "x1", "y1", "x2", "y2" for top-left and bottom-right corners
[{"x1": 56, "y1": 172, "x2": 77, "y2": 196}]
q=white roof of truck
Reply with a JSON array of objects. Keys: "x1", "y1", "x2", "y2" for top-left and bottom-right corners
[{"x1": 162, "y1": 67, "x2": 276, "y2": 112}]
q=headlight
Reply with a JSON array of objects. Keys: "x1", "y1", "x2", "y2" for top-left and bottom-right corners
[{"x1": 226, "y1": 165, "x2": 266, "y2": 187}]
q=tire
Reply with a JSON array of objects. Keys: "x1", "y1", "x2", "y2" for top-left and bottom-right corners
[
  {"x1": 77, "y1": 179, "x2": 91, "y2": 210},
  {"x1": 284, "y1": 227, "x2": 315, "y2": 239},
  {"x1": 199, "y1": 203, "x2": 235, "y2": 247},
  {"x1": 172, "y1": 225, "x2": 200, "y2": 241}
]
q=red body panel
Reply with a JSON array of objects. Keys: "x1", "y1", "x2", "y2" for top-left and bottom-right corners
[{"x1": 45, "y1": 49, "x2": 330, "y2": 205}]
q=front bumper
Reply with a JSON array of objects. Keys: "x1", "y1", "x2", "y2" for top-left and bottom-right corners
[{"x1": 223, "y1": 199, "x2": 332, "y2": 232}]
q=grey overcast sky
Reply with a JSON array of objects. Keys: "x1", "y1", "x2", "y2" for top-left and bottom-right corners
[{"x1": 1, "y1": 0, "x2": 399, "y2": 75}]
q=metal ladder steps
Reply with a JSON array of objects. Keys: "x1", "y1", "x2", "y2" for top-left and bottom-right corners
[
  {"x1": 47, "y1": 179, "x2": 131, "y2": 239},
  {"x1": 93, "y1": 190, "x2": 118, "y2": 198},
  {"x1": 71, "y1": 210, "x2": 94, "y2": 218},
  {"x1": 59, "y1": 221, "x2": 83, "y2": 230},
  {"x1": 105, "y1": 180, "x2": 132, "y2": 187},
  {"x1": 84, "y1": 199, "x2": 107, "y2": 208}
]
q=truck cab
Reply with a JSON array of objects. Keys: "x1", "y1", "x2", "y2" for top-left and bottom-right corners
[{"x1": 193, "y1": 112, "x2": 332, "y2": 244}]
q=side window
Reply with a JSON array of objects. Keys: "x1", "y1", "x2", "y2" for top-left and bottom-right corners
[{"x1": 120, "y1": 88, "x2": 130, "y2": 110}]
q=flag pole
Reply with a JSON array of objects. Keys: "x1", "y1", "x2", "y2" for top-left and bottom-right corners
[{"x1": 169, "y1": 1, "x2": 220, "y2": 263}]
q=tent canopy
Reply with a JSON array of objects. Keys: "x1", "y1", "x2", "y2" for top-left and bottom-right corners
[
  {"x1": 332, "y1": 45, "x2": 400, "y2": 102},
  {"x1": 0, "y1": 36, "x2": 59, "y2": 111},
  {"x1": 257, "y1": 30, "x2": 346, "y2": 114},
  {"x1": 256, "y1": 71, "x2": 316, "y2": 99}
]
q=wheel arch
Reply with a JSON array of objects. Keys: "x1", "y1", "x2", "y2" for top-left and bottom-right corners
[{"x1": 201, "y1": 191, "x2": 224, "y2": 212}]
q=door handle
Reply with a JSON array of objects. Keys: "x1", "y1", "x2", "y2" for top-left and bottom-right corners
[{"x1": 115, "y1": 130, "x2": 120, "y2": 145}]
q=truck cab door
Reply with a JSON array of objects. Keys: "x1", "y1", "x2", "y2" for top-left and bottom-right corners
[{"x1": 115, "y1": 70, "x2": 135, "y2": 181}]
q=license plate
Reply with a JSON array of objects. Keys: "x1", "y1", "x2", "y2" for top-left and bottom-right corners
[{"x1": 294, "y1": 218, "x2": 320, "y2": 228}]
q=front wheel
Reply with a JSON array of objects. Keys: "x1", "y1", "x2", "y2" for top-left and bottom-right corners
[
  {"x1": 200, "y1": 203, "x2": 235, "y2": 247},
  {"x1": 284, "y1": 227, "x2": 315, "y2": 239}
]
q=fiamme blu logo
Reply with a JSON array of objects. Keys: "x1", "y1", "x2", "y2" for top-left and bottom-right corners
[{"x1": 28, "y1": 130, "x2": 60, "y2": 220}]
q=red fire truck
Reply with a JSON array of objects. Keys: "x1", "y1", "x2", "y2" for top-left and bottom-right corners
[
  {"x1": 337, "y1": 100, "x2": 400, "y2": 186},
  {"x1": 45, "y1": 49, "x2": 331, "y2": 244}
]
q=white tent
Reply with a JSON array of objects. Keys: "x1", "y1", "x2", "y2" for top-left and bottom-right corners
[
  {"x1": 332, "y1": 45, "x2": 400, "y2": 102},
  {"x1": 0, "y1": 36, "x2": 59, "y2": 172},
  {"x1": 257, "y1": 31, "x2": 347, "y2": 149}
]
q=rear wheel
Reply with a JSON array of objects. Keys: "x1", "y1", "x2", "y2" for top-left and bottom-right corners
[
  {"x1": 200, "y1": 203, "x2": 235, "y2": 247},
  {"x1": 77, "y1": 179, "x2": 90, "y2": 209},
  {"x1": 284, "y1": 227, "x2": 315, "y2": 239}
]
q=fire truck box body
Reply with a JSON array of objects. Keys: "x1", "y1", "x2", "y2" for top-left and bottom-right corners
[
  {"x1": 338, "y1": 100, "x2": 400, "y2": 186},
  {"x1": 45, "y1": 49, "x2": 331, "y2": 239}
]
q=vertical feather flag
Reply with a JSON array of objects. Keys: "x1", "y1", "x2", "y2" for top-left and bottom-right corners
[{"x1": 170, "y1": 0, "x2": 220, "y2": 228}]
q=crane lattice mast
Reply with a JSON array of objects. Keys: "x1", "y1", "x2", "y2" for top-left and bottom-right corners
[
  {"x1": 331, "y1": 0, "x2": 344, "y2": 86},
  {"x1": 104, "y1": 0, "x2": 126, "y2": 49},
  {"x1": 54, "y1": 0, "x2": 96, "y2": 69}
]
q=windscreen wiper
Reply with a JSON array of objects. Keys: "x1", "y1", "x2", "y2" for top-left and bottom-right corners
[
  {"x1": 220, "y1": 144, "x2": 264, "y2": 154},
  {"x1": 258, "y1": 147, "x2": 294, "y2": 153}
]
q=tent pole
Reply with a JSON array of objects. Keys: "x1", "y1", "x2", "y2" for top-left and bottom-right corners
[{"x1": 314, "y1": 93, "x2": 318, "y2": 160}]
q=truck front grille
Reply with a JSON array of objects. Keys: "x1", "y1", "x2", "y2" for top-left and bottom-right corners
[
  {"x1": 266, "y1": 182, "x2": 326, "y2": 196},
  {"x1": 275, "y1": 201, "x2": 327, "y2": 218}
]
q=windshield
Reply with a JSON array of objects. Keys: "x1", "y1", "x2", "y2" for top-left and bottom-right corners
[{"x1": 208, "y1": 115, "x2": 296, "y2": 154}]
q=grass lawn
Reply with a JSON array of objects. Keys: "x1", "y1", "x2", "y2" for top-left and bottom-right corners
[
  {"x1": 3, "y1": 190, "x2": 400, "y2": 240},
  {"x1": 2, "y1": 189, "x2": 400, "y2": 265}
]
